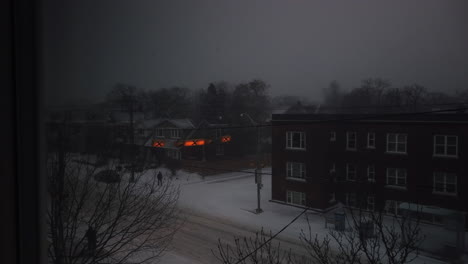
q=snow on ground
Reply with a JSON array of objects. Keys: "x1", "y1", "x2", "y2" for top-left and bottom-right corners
[{"x1": 152, "y1": 167, "x2": 464, "y2": 264}]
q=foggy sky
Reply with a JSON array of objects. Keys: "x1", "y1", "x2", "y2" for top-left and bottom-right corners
[{"x1": 41, "y1": 0, "x2": 468, "y2": 106}]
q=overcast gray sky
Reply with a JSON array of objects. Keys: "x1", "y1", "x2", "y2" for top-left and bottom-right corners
[{"x1": 41, "y1": 0, "x2": 468, "y2": 106}]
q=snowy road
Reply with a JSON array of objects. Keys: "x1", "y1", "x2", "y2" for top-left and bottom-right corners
[
  {"x1": 158, "y1": 169, "x2": 311, "y2": 263},
  {"x1": 163, "y1": 210, "x2": 308, "y2": 264}
]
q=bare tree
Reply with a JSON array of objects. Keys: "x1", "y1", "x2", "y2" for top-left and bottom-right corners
[
  {"x1": 300, "y1": 207, "x2": 424, "y2": 264},
  {"x1": 402, "y1": 84, "x2": 427, "y2": 112},
  {"x1": 47, "y1": 124, "x2": 181, "y2": 264},
  {"x1": 213, "y1": 228, "x2": 306, "y2": 264},
  {"x1": 213, "y1": 207, "x2": 423, "y2": 264}
]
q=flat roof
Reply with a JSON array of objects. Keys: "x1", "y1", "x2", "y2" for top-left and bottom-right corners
[{"x1": 271, "y1": 113, "x2": 468, "y2": 123}]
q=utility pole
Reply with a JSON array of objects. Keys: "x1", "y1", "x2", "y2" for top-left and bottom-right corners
[{"x1": 241, "y1": 113, "x2": 263, "y2": 214}]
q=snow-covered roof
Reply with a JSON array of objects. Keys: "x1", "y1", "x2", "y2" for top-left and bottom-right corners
[{"x1": 143, "y1": 138, "x2": 181, "y2": 150}]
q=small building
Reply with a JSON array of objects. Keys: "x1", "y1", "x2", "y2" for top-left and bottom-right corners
[{"x1": 142, "y1": 119, "x2": 232, "y2": 161}]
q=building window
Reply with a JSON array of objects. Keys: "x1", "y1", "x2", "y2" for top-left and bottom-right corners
[
  {"x1": 367, "y1": 196, "x2": 375, "y2": 211},
  {"x1": 330, "y1": 131, "x2": 336, "y2": 142},
  {"x1": 433, "y1": 135, "x2": 458, "y2": 157},
  {"x1": 216, "y1": 144, "x2": 224, "y2": 156},
  {"x1": 386, "y1": 133, "x2": 407, "y2": 154},
  {"x1": 286, "y1": 191, "x2": 306, "y2": 206},
  {"x1": 286, "y1": 162, "x2": 306, "y2": 180},
  {"x1": 345, "y1": 192, "x2": 357, "y2": 207},
  {"x1": 367, "y1": 165, "x2": 375, "y2": 182},
  {"x1": 346, "y1": 132, "x2": 357, "y2": 150},
  {"x1": 386, "y1": 168, "x2": 407, "y2": 188},
  {"x1": 367, "y1": 132, "x2": 375, "y2": 149},
  {"x1": 346, "y1": 163, "x2": 356, "y2": 181},
  {"x1": 156, "y1": 129, "x2": 164, "y2": 137},
  {"x1": 286, "y1": 131, "x2": 306, "y2": 150},
  {"x1": 433, "y1": 172, "x2": 457, "y2": 195},
  {"x1": 385, "y1": 200, "x2": 401, "y2": 215},
  {"x1": 169, "y1": 129, "x2": 180, "y2": 139}
]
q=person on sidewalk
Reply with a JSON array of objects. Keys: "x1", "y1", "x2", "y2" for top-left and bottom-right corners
[{"x1": 157, "y1": 171, "x2": 163, "y2": 186}]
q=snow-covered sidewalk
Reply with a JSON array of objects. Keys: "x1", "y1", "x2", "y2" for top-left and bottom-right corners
[{"x1": 150, "y1": 167, "x2": 455, "y2": 264}]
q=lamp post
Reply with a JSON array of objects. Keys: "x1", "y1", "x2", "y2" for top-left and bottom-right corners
[{"x1": 240, "y1": 113, "x2": 263, "y2": 214}]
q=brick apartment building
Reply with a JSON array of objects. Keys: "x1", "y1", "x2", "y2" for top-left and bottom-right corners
[{"x1": 271, "y1": 113, "x2": 468, "y2": 227}]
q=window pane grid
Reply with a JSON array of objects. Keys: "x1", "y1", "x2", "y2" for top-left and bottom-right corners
[
  {"x1": 286, "y1": 132, "x2": 305, "y2": 149},
  {"x1": 386, "y1": 133, "x2": 407, "y2": 153},
  {"x1": 434, "y1": 135, "x2": 458, "y2": 156},
  {"x1": 433, "y1": 172, "x2": 457, "y2": 194},
  {"x1": 346, "y1": 132, "x2": 356, "y2": 150}
]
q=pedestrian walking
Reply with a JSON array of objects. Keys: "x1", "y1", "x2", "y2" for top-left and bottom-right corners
[{"x1": 157, "y1": 171, "x2": 163, "y2": 186}]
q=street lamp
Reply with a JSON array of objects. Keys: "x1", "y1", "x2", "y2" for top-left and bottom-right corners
[{"x1": 240, "y1": 113, "x2": 263, "y2": 214}]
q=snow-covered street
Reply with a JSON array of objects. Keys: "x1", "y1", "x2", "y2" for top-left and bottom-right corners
[{"x1": 156, "y1": 167, "x2": 452, "y2": 264}]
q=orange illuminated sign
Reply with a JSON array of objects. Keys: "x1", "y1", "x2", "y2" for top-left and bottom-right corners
[
  {"x1": 152, "y1": 140, "x2": 165, "y2": 147},
  {"x1": 221, "y1": 135, "x2": 231, "y2": 143}
]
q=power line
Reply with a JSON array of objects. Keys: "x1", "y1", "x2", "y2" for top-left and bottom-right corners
[{"x1": 233, "y1": 206, "x2": 309, "y2": 264}]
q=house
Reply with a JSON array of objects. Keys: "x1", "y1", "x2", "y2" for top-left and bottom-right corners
[
  {"x1": 142, "y1": 119, "x2": 232, "y2": 161},
  {"x1": 271, "y1": 113, "x2": 468, "y2": 229}
]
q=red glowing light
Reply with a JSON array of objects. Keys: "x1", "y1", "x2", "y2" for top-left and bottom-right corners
[
  {"x1": 152, "y1": 140, "x2": 165, "y2": 147},
  {"x1": 184, "y1": 139, "x2": 205, "y2": 146},
  {"x1": 221, "y1": 135, "x2": 231, "y2": 143}
]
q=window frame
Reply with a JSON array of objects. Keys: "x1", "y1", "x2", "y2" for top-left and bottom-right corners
[
  {"x1": 346, "y1": 163, "x2": 356, "y2": 181},
  {"x1": 385, "y1": 200, "x2": 401, "y2": 215},
  {"x1": 286, "y1": 190, "x2": 306, "y2": 206},
  {"x1": 433, "y1": 135, "x2": 458, "y2": 158},
  {"x1": 433, "y1": 172, "x2": 457, "y2": 195},
  {"x1": 367, "y1": 132, "x2": 376, "y2": 149},
  {"x1": 286, "y1": 131, "x2": 306, "y2": 150},
  {"x1": 386, "y1": 133, "x2": 407, "y2": 154},
  {"x1": 367, "y1": 165, "x2": 375, "y2": 182},
  {"x1": 286, "y1": 162, "x2": 306, "y2": 181},
  {"x1": 346, "y1": 131, "x2": 357, "y2": 150},
  {"x1": 386, "y1": 168, "x2": 407, "y2": 189}
]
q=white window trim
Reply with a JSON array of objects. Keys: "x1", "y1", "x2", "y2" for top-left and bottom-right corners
[
  {"x1": 433, "y1": 172, "x2": 457, "y2": 196},
  {"x1": 330, "y1": 131, "x2": 336, "y2": 142},
  {"x1": 433, "y1": 135, "x2": 458, "y2": 158},
  {"x1": 286, "y1": 190, "x2": 306, "y2": 206},
  {"x1": 367, "y1": 132, "x2": 376, "y2": 149},
  {"x1": 346, "y1": 131, "x2": 357, "y2": 150},
  {"x1": 346, "y1": 163, "x2": 356, "y2": 181},
  {"x1": 367, "y1": 165, "x2": 375, "y2": 182},
  {"x1": 385, "y1": 168, "x2": 407, "y2": 189},
  {"x1": 386, "y1": 133, "x2": 407, "y2": 154},
  {"x1": 286, "y1": 131, "x2": 306, "y2": 150},
  {"x1": 286, "y1": 162, "x2": 306, "y2": 181}
]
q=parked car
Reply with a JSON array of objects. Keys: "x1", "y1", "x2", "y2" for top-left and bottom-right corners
[{"x1": 94, "y1": 169, "x2": 120, "y2": 183}]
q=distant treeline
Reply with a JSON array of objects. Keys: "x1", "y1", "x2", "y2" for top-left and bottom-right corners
[{"x1": 322, "y1": 78, "x2": 468, "y2": 114}]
